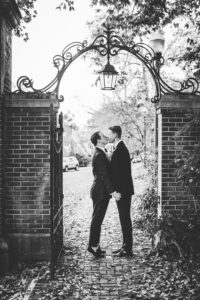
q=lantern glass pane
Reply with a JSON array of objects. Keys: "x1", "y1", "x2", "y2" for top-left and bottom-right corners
[
  {"x1": 150, "y1": 39, "x2": 164, "y2": 54},
  {"x1": 104, "y1": 72, "x2": 112, "y2": 89},
  {"x1": 99, "y1": 74, "x2": 104, "y2": 89},
  {"x1": 112, "y1": 74, "x2": 117, "y2": 88},
  {"x1": 110, "y1": 73, "x2": 114, "y2": 89}
]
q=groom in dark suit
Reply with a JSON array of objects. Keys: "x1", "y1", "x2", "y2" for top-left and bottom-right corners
[
  {"x1": 108, "y1": 126, "x2": 134, "y2": 257},
  {"x1": 88, "y1": 131, "x2": 120, "y2": 258}
]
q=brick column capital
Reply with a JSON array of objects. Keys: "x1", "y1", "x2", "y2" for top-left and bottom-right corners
[
  {"x1": 0, "y1": 0, "x2": 21, "y2": 28},
  {"x1": 156, "y1": 94, "x2": 200, "y2": 112},
  {"x1": 4, "y1": 94, "x2": 60, "y2": 112}
]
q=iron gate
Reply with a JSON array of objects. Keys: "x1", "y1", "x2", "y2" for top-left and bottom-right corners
[{"x1": 50, "y1": 102, "x2": 64, "y2": 279}]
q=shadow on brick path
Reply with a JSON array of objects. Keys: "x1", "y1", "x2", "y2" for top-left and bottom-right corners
[{"x1": 30, "y1": 164, "x2": 152, "y2": 300}]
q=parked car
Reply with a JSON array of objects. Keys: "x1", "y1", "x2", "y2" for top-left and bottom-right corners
[
  {"x1": 132, "y1": 155, "x2": 142, "y2": 163},
  {"x1": 75, "y1": 154, "x2": 91, "y2": 167},
  {"x1": 63, "y1": 156, "x2": 79, "y2": 172}
]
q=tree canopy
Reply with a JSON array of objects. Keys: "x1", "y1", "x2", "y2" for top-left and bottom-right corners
[
  {"x1": 16, "y1": 0, "x2": 200, "y2": 69},
  {"x1": 15, "y1": 0, "x2": 74, "y2": 40}
]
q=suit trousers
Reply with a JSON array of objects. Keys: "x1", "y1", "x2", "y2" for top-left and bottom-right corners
[
  {"x1": 89, "y1": 197, "x2": 109, "y2": 247},
  {"x1": 117, "y1": 195, "x2": 133, "y2": 251}
]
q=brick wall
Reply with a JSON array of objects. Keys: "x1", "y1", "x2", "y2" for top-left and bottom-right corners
[
  {"x1": 4, "y1": 95, "x2": 59, "y2": 260},
  {"x1": 157, "y1": 95, "x2": 200, "y2": 215},
  {"x1": 0, "y1": 98, "x2": 3, "y2": 236},
  {"x1": 0, "y1": 0, "x2": 21, "y2": 240},
  {"x1": 0, "y1": 15, "x2": 12, "y2": 238},
  {"x1": 0, "y1": 96, "x2": 3, "y2": 236}
]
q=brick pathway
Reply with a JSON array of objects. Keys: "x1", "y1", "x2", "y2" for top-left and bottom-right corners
[{"x1": 29, "y1": 165, "x2": 151, "y2": 299}]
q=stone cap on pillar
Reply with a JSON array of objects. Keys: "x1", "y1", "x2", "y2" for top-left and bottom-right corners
[
  {"x1": 3, "y1": 93, "x2": 60, "y2": 112},
  {"x1": 156, "y1": 94, "x2": 200, "y2": 113},
  {"x1": 0, "y1": 0, "x2": 22, "y2": 28}
]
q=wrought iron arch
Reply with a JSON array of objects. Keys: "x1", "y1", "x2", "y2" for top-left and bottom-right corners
[{"x1": 15, "y1": 24, "x2": 200, "y2": 102}]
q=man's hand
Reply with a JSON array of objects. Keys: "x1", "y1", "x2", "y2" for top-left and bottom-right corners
[
  {"x1": 106, "y1": 151, "x2": 113, "y2": 159},
  {"x1": 112, "y1": 191, "x2": 121, "y2": 201},
  {"x1": 115, "y1": 192, "x2": 121, "y2": 201}
]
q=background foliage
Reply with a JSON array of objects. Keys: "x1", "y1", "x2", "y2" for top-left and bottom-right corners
[{"x1": 16, "y1": 0, "x2": 200, "y2": 72}]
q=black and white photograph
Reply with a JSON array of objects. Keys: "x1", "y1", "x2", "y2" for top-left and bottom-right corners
[{"x1": 1, "y1": 0, "x2": 200, "y2": 299}]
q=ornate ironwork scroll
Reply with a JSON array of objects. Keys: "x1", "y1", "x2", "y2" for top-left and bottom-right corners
[{"x1": 14, "y1": 23, "x2": 200, "y2": 103}]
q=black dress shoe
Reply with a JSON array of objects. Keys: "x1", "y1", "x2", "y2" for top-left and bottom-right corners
[
  {"x1": 114, "y1": 249, "x2": 133, "y2": 257},
  {"x1": 112, "y1": 248, "x2": 123, "y2": 254},
  {"x1": 112, "y1": 245, "x2": 126, "y2": 254},
  {"x1": 87, "y1": 246, "x2": 105, "y2": 258},
  {"x1": 99, "y1": 247, "x2": 106, "y2": 254}
]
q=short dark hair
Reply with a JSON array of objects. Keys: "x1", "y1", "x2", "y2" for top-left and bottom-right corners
[
  {"x1": 109, "y1": 126, "x2": 122, "y2": 138},
  {"x1": 91, "y1": 131, "x2": 101, "y2": 146}
]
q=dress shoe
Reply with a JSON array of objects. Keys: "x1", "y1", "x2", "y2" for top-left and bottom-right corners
[
  {"x1": 112, "y1": 245, "x2": 126, "y2": 254},
  {"x1": 87, "y1": 246, "x2": 105, "y2": 258},
  {"x1": 114, "y1": 249, "x2": 133, "y2": 257},
  {"x1": 99, "y1": 247, "x2": 106, "y2": 254},
  {"x1": 112, "y1": 248, "x2": 123, "y2": 254}
]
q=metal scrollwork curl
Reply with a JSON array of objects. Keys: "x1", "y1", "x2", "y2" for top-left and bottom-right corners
[
  {"x1": 180, "y1": 78, "x2": 199, "y2": 94},
  {"x1": 58, "y1": 95, "x2": 64, "y2": 102},
  {"x1": 91, "y1": 35, "x2": 107, "y2": 56},
  {"x1": 16, "y1": 76, "x2": 35, "y2": 93},
  {"x1": 151, "y1": 95, "x2": 160, "y2": 104}
]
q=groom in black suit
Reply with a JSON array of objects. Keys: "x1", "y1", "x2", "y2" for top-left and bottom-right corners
[
  {"x1": 88, "y1": 131, "x2": 120, "y2": 258},
  {"x1": 108, "y1": 126, "x2": 134, "y2": 257}
]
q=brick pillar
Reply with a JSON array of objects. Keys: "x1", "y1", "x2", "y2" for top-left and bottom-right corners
[
  {"x1": 156, "y1": 95, "x2": 200, "y2": 216},
  {"x1": 4, "y1": 94, "x2": 59, "y2": 261},
  {"x1": 0, "y1": 1, "x2": 21, "y2": 238}
]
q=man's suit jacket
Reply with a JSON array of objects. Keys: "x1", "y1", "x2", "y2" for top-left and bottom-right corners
[
  {"x1": 110, "y1": 141, "x2": 134, "y2": 196},
  {"x1": 90, "y1": 147, "x2": 115, "y2": 200}
]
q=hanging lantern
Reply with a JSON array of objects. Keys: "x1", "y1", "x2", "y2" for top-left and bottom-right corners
[
  {"x1": 149, "y1": 29, "x2": 165, "y2": 56},
  {"x1": 98, "y1": 62, "x2": 118, "y2": 90}
]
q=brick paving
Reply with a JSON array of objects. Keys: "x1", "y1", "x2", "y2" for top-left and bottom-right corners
[{"x1": 29, "y1": 164, "x2": 151, "y2": 300}]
